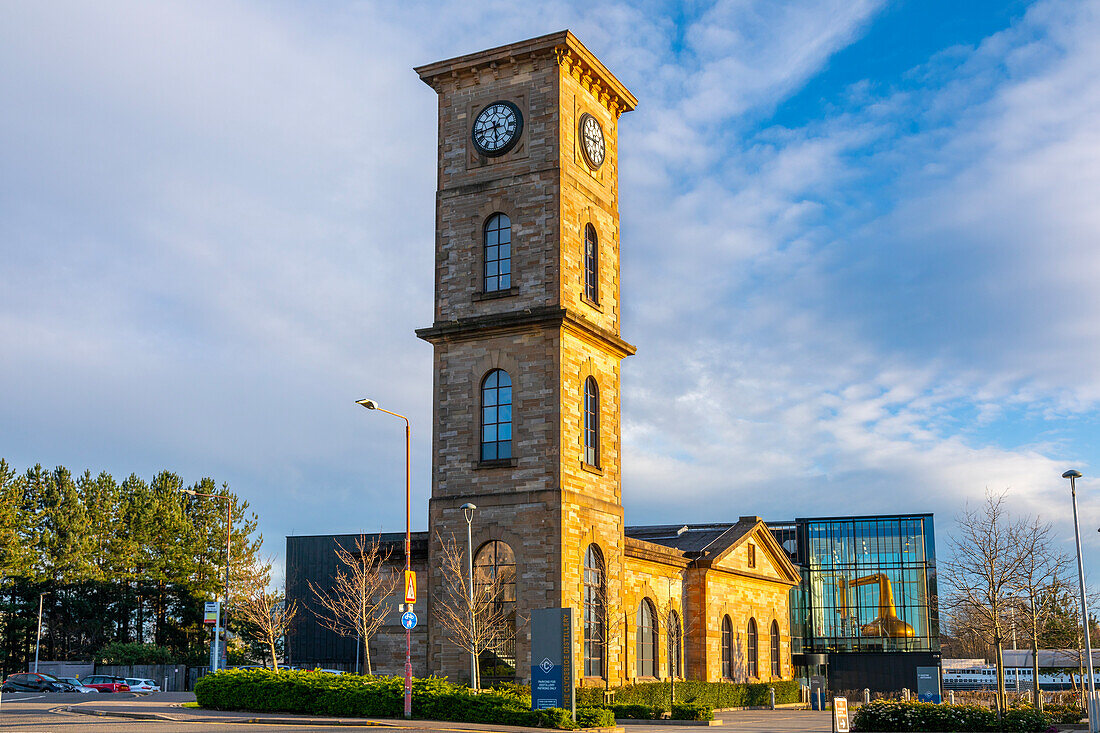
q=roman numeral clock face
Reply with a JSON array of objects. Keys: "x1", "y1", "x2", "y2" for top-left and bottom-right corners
[
  {"x1": 472, "y1": 101, "x2": 523, "y2": 157},
  {"x1": 579, "y1": 113, "x2": 605, "y2": 169}
]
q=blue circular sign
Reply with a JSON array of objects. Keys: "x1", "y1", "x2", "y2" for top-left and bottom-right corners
[{"x1": 401, "y1": 611, "x2": 417, "y2": 630}]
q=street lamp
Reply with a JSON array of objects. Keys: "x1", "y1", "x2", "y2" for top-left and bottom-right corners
[
  {"x1": 358, "y1": 397, "x2": 412, "y2": 719},
  {"x1": 461, "y1": 502, "x2": 478, "y2": 689},
  {"x1": 1064, "y1": 469, "x2": 1097, "y2": 733},
  {"x1": 181, "y1": 487, "x2": 233, "y2": 672},
  {"x1": 33, "y1": 591, "x2": 48, "y2": 673}
]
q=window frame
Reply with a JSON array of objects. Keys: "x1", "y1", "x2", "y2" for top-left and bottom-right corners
[
  {"x1": 747, "y1": 617, "x2": 758, "y2": 679},
  {"x1": 583, "y1": 544, "x2": 606, "y2": 679},
  {"x1": 483, "y1": 213, "x2": 512, "y2": 294},
  {"x1": 721, "y1": 615, "x2": 733, "y2": 680},
  {"x1": 667, "y1": 609, "x2": 682, "y2": 679},
  {"x1": 636, "y1": 598, "x2": 657, "y2": 679},
  {"x1": 583, "y1": 376, "x2": 600, "y2": 467},
  {"x1": 584, "y1": 223, "x2": 599, "y2": 304},
  {"x1": 771, "y1": 620, "x2": 781, "y2": 677},
  {"x1": 480, "y1": 369, "x2": 513, "y2": 462}
]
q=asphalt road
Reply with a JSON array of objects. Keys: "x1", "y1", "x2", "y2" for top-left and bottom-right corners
[{"x1": 0, "y1": 691, "x2": 836, "y2": 732}]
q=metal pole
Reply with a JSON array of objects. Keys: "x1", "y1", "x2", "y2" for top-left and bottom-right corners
[
  {"x1": 34, "y1": 592, "x2": 45, "y2": 673},
  {"x1": 404, "y1": 418, "x2": 412, "y2": 719},
  {"x1": 1068, "y1": 471, "x2": 1098, "y2": 733},
  {"x1": 224, "y1": 501, "x2": 232, "y2": 671},
  {"x1": 467, "y1": 513, "x2": 477, "y2": 688}
]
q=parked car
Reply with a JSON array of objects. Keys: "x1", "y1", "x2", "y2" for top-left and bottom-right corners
[
  {"x1": 316, "y1": 669, "x2": 345, "y2": 675},
  {"x1": 1, "y1": 672, "x2": 76, "y2": 693},
  {"x1": 81, "y1": 675, "x2": 131, "y2": 693},
  {"x1": 58, "y1": 677, "x2": 99, "y2": 693},
  {"x1": 124, "y1": 678, "x2": 161, "y2": 692}
]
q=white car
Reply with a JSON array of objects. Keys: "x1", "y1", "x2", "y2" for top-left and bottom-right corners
[
  {"x1": 59, "y1": 677, "x2": 98, "y2": 693},
  {"x1": 124, "y1": 678, "x2": 161, "y2": 692}
]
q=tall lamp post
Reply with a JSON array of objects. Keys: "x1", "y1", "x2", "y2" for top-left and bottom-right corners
[
  {"x1": 461, "y1": 502, "x2": 478, "y2": 689},
  {"x1": 357, "y1": 398, "x2": 412, "y2": 719},
  {"x1": 33, "y1": 591, "x2": 48, "y2": 673},
  {"x1": 181, "y1": 488, "x2": 233, "y2": 672},
  {"x1": 1064, "y1": 469, "x2": 1097, "y2": 733}
]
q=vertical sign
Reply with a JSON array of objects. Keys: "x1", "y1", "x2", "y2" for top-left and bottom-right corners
[
  {"x1": 916, "y1": 666, "x2": 942, "y2": 703},
  {"x1": 530, "y1": 608, "x2": 575, "y2": 714},
  {"x1": 203, "y1": 601, "x2": 218, "y2": 625},
  {"x1": 833, "y1": 698, "x2": 849, "y2": 733},
  {"x1": 404, "y1": 571, "x2": 417, "y2": 604}
]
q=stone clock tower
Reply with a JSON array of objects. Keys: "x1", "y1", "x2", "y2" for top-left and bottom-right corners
[{"x1": 414, "y1": 31, "x2": 637, "y2": 685}]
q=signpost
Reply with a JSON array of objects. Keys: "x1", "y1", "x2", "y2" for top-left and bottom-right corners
[
  {"x1": 205, "y1": 601, "x2": 221, "y2": 671},
  {"x1": 833, "y1": 697, "x2": 849, "y2": 733},
  {"x1": 405, "y1": 571, "x2": 417, "y2": 604},
  {"x1": 530, "y1": 608, "x2": 574, "y2": 717}
]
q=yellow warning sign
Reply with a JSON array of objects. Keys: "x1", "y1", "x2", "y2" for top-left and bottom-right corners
[{"x1": 404, "y1": 570, "x2": 417, "y2": 604}]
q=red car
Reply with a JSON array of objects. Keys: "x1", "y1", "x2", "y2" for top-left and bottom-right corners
[{"x1": 81, "y1": 675, "x2": 130, "y2": 692}]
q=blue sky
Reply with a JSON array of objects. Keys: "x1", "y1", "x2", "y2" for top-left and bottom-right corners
[{"x1": 3, "y1": 0, "x2": 1100, "y2": 586}]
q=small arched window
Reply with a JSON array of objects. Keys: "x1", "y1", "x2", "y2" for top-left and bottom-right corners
[
  {"x1": 583, "y1": 545, "x2": 605, "y2": 678},
  {"x1": 484, "y1": 214, "x2": 511, "y2": 292},
  {"x1": 584, "y1": 377, "x2": 599, "y2": 466},
  {"x1": 771, "y1": 620, "x2": 781, "y2": 677},
  {"x1": 747, "y1": 617, "x2": 758, "y2": 678},
  {"x1": 667, "y1": 610, "x2": 682, "y2": 679},
  {"x1": 474, "y1": 541, "x2": 517, "y2": 686},
  {"x1": 721, "y1": 615, "x2": 732, "y2": 679},
  {"x1": 636, "y1": 599, "x2": 657, "y2": 678},
  {"x1": 481, "y1": 370, "x2": 512, "y2": 461},
  {"x1": 584, "y1": 223, "x2": 598, "y2": 303}
]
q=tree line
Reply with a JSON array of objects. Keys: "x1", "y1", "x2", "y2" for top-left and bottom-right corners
[{"x1": 0, "y1": 459, "x2": 262, "y2": 673}]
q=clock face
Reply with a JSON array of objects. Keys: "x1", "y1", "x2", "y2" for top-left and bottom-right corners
[
  {"x1": 579, "y1": 113, "x2": 606, "y2": 169},
  {"x1": 472, "y1": 101, "x2": 523, "y2": 157}
]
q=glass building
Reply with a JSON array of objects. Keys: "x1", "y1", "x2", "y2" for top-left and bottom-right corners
[{"x1": 770, "y1": 514, "x2": 940, "y2": 693}]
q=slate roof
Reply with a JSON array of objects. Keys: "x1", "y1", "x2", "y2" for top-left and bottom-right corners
[{"x1": 625, "y1": 517, "x2": 759, "y2": 558}]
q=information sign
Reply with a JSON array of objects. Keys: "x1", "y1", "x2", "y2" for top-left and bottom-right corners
[
  {"x1": 530, "y1": 608, "x2": 574, "y2": 715},
  {"x1": 401, "y1": 611, "x2": 417, "y2": 630},
  {"x1": 204, "y1": 601, "x2": 218, "y2": 625},
  {"x1": 404, "y1": 570, "x2": 417, "y2": 604},
  {"x1": 833, "y1": 697, "x2": 849, "y2": 733}
]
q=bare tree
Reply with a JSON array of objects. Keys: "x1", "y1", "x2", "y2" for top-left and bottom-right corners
[
  {"x1": 433, "y1": 532, "x2": 515, "y2": 689},
  {"x1": 593, "y1": 579, "x2": 628, "y2": 693},
  {"x1": 235, "y1": 558, "x2": 298, "y2": 670},
  {"x1": 942, "y1": 490, "x2": 1028, "y2": 718},
  {"x1": 1010, "y1": 516, "x2": 1072, "y2": 711},
  {"x1": 307, "y1": 535, "x2": 399, "y2": 675}
]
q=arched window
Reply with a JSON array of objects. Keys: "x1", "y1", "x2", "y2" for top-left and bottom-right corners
[
  {"x1": 667, "y1": 610, "x2": 682, "y2": 679},
  {"x1": 771, "y1": 620, "x2": 781, "y2": 677},
  {"x1": 584, "y1": 376, "x2": 599, "y2": 466},
  {"x1": 474, "y1": 541, "x2": 517, "y2": 684},
  {"x1": 484, "y1": 213, "x2": 511, "y2": 292},
  {"x1": 636, "y1": 599, "x2": 657, "y2": 678},
  {"x1": 721, "y1": 616, "x2": 732, "y2": 679},
  {"x1": 747, "y1": 618, "x2": 758, "y2": 678},
  {"x1": 584, "y1": 223, "x2": 598, "y2": 303},
  {"x1": 481, "y1": 370, "x2": 512, "y2": 461},
  {"x1": 583, "y1": 545, "x2": 605, "y2": 678}
]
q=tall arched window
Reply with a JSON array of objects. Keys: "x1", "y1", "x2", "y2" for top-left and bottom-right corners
[
  {"x1": 584, "y1": 376, "x2": 599, "y2": 466},
  {"x1": 584, "y1": 223, "x2": 598, "y2": 303},
  {"x1": 583, "y1": 545, "x2": 605, "y2": 678},
  {"x1": 721, "y1": 616, "x2": 732, "y2": 679},
  {"x1": 636, "y1": 599, "x2": 657, "y2": 678},
  {"x1": 484, "y1": 213, "x2": 511, "y2": 292},
  {"x1": 747, "y1": 618, "x2": 758, "y2": 678},
  {"x1": 667, "y1": 610, "x2": 682, "y2": 679},
  {"x1": 770, "y1": 620, "x2": 781, "y2": 677},
  {"x1": 474, "y1": 541, "x2": 517, "y2": 684},
  {"x1": 481, "y1": 370, "x2": 512, "y2": 461}
]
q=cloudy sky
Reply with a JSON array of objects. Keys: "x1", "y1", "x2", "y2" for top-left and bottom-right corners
[{"x1": 3, "y1": 0, "x2": 1100, "y2": 581}]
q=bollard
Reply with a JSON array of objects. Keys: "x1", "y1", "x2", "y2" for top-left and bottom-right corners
[
  {"x1": 770, "y1": 687, "x2": 776, "y2": 710},
  {"x1": 815, "y1": 688, "x2": 823, "y2": 711},
  {"x1": 863, "y1": 688, "x2": 870, "y2": 705},
  {"x1": 949, "y1": 690, "x2": 955, "y2": 705},
  {"x1": 902, "y1": 688, "x2": 910, "y2": 701}
]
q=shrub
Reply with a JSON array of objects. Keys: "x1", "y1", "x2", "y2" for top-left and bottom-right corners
[
  {"x1": 538, "y1": 707, "x2": 576, "y2": 729},
  {"x1": 850, "y1": 699, "x2": 1051, "y2": 732},
  {"x1": 576, "y1": 679, "x2": 800, "y2": 709},
  {"x1": 671, "y1": 703, "x2": 714, "y2": 721},
  {"x1": 575, "y1": 707, "x2": 615, "y2": 728},
  {"x1": 1044, "y1": 703, "x2": 1085, "y2": 724},
  {"x1": 610, "y1": 703, "x2": 657, "y2": 719}
]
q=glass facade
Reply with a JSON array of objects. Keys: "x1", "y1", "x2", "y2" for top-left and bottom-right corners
[{"x1": 772, "y1": 515, "x2": 939, "y2": 655}]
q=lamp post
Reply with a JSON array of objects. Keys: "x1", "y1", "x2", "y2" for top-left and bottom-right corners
[
  {"x1": 181, "y1": 488, "x2": 233, "y2": 672},
  {"x1": 357, "y1": 398, "x2": 412, "y2": 719},
  {"x1": 461, "y1": 502, "x2": 478, "y2": 689},
  {"x1": 1064, "y1": 469, "x2": 1097, "y2": 733},
  {"x1": 33, "y1": 591, "x2": 47, "y2": 673}
]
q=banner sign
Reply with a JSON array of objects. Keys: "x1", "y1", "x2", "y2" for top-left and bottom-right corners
[
  {"x1": 204, "y1": 601, "x2": 218, "y2": 625},
  {"x1": 833, "y1": 697, "x2": 849, "y2": 733},
  {"x1": 530, "y1": 608, "x2": 574, "y2": 714},
  {"x1": 404, "y1": 570, "x2": 417, "y2": 604}
]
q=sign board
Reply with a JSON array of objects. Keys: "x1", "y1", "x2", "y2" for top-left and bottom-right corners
[
  {"x1": 401, "y1": 611, "x2": 417, "y2": 630},
  {"x1": 530, "y1": 608, "x2": 574, "y2": 715},
  {"x1": 404, "y1": 570, "x2": 417, "y2": 604},
  {"x1": 832, "y1": 697, "x2": 849, "y2": 733},
  {"x1": 204, "y1": 601, "x2": 219, "y2": 625},
  {"x1": 916, "y1": 666, "x2": 942, "y2": 703}
]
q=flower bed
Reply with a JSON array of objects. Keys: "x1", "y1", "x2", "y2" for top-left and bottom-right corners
[{"x1": 850, "y1": 700, "x2": 1052, "y2": 732}]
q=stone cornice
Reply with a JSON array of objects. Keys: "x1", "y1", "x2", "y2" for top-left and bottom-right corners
[
  {"x1": 414, "y1": 30, "x2": 637, "y2": 119},
  {"x1": 416, "y1": 305, "x2": 637, "y2": 359},
  {"x1": 624, "y1": 536, "x2": 691, "y2": 568}
]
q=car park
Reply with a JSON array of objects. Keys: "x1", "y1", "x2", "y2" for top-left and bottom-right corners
[
  {"x1": 81, "y1": 675, "x2": 131, "y2": 692},
  {"x1": 58, "y1": 676, "x2": 99, "y2": 693},
  {"x1": 1, "y1": 672, "x2": 76, "y2": 692},
  {"x1": 124, "y1": 677, "x2": 161, "y2": 692}
]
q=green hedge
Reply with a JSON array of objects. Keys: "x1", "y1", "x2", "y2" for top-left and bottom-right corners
[
  {"x1": 576, "y1": 680, "x2": 800, "y2": 709},
  {"x1": 851, "y1": 700, "x2": 1052, "y2": 732},
  {"x1": 1044, "y1": 703, "x2": 1085, "y2": 724},
  {"x1": 194, "y1": 670, "x2": 620, "y2": 729},
  {"x1": 671, "y1": 703, "x2": 714, "y2": 721}
]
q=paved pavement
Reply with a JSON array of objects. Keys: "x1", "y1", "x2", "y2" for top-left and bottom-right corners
[{"x1": 0, "y1": 691, "x2": 836, "y2": 732}]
